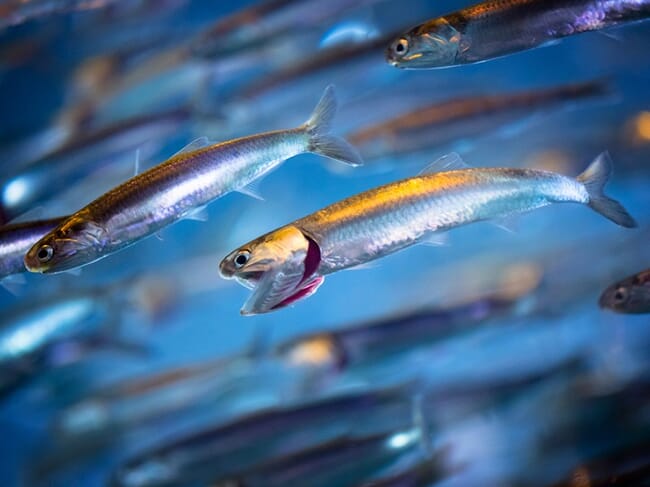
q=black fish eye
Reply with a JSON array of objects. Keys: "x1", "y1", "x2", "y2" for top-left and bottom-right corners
[
  {"x1": 37, "y1": 245, "x2": 54, "y2": 263},
  {"x1": 234, "y1": 251, "x2": 250, "y2": 268},
  {"x1": 393, "y1": 37, "x2": 409, "y2": 56},
  {"x1": 613, "y1": 287, "x2": 628, "y2": 303}
]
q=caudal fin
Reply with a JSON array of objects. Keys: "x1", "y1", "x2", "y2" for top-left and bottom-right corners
[
  {"x1": 304, "y1": 85, "x2": 363, "y2": 167},
  {"x1": 577, "y1": 152, "x2": 637, "y2": 228}
]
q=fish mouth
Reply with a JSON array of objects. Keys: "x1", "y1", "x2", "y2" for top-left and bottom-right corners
[{"x1": 235, "y1": 271, "x2": 265, "y2": 290}]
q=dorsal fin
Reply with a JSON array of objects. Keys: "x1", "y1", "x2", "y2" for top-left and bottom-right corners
[
  {"x1": 133, "y1": 148, "x2": 141, "y2": 176},
  {"x1": 418, "y1": 152, "x2": 470, "y2": 176},
  {"x1": 171, "y1": 136, "x2": 212, "y2": 158}
]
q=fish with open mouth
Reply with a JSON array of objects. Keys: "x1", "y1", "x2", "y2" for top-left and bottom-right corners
[{"x1": 220, "y1": 152, "x2": 636, "y2": 315}]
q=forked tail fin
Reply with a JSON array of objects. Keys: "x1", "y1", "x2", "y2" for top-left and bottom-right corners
[
  {"x1": 577, "y1": 152, "x2": 637, "y2": 228},
  {"x1": 304, "y1": 85, "x2": 363, "y2": 167}
]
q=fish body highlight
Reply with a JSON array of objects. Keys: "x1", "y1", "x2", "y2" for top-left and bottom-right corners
[
  {"x1": 221, "y1": 153, "x2": 635, "y2": 314},
  {"x1": 24, "y1": 86, "x2": 361, "y2": 274}
]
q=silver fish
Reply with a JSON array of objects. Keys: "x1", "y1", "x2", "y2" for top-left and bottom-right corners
[
  {"x1": 220, "y1": 152, "x2": 636, "y2": 314},
  {"x1": 386, "y1": 0, "x2": 650, "y2": 69},
  {"x1": 24, "y1": 86, "x2": 361, "y2": 274}
]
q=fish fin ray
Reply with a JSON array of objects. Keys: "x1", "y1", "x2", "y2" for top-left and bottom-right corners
[
  {"x1": 420, "y1": 231, "x2": 449, "y2": 246},
  {"x1": 577, "y1": 152, "x2": 636, "y2": 228},
  {"x1": 184, "y1": 205, "x2": 209, "y2": 222},
  {"x1": 134, "y1": 148, "x2": 141, "y2": 176},
  {"x1": 236, "y1": 179, "x2": 265, "y2": 200},
  {"x1": 491, "y1": 215, "x2": 519, "y2": 234},
  {"x1": 419, "y1": 153, "x2": 470, "y2": 175},
  {"x1": 171, "y1": 136, "x2": 212, "y2": 158}
]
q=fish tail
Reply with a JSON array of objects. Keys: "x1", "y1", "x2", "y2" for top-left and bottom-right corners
[
  {"x1": 304, "y1": 85, "x2": 363, "y2": 167},
  {"x1": 577, "y1": 152, "x2": 637, "y2": 228}
]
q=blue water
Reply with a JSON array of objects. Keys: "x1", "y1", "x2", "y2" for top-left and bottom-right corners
[{"x1": 0, "y1": 1, "x2": 649, "y2": 486}]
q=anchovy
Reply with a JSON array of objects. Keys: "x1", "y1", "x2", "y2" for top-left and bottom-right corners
[
  {"x1": 24, "y1": 86, "x2": 361, "y2": 274},
  {"x1": 111, "y1": 387, "x2": 412, "y2": 487},
  {"x1": 0, "y1": 217, "x2": 65, "y2": 279},
  {"x1": 275, "y1": 296, "x2": 520, "y2": 371},
  {"x1": 0, "y1": 108, "x2": 189, "y2": 224},
  {"x1": 599, "y1": 268, "x2": 650, "y2": 314},
  {"x1": 204, "y1": 430, "x2": 421, "y2": 487},
  {"x1": 386, "y1": 0, "x2": 650, "y2": 69},
  {"x1": 0, "y1": 0, "x2": 121, "y2": 29},
  {"x1": 192, "y1": 0, "x2": 382, "y2": 58},
  {"x1": 349, "y1": 80, "x2": 609, "y2": 161},
  {"x1": 220, "y1": 153, "x2": 636, "y2": 314},
  {"x1": 238, "y1": 31, "x2": 401, "y2": 101},
  {"x1": 0, "y1": 291, "x2": 115, "y2": 397}
]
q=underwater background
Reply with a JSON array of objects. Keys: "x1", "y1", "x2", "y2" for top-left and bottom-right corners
[{"x1": 0, "y1": 0, "x2": 649, "y2": 485}]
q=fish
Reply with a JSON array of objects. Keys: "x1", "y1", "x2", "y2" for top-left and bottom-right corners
[
  {"x1": 598, "y1": 268, "x2": 650, "y2": 314},
  {"x1": 385, "y1": 0, "x2": 650, "y2": 69},
  {"x1": 0, "y1": 108, "x2": 190, "y2": 224},
  {"x1": 0, "y1": 0, "x2": 121, "y2": 29},
  {"x1": 0, "y1": 289, "x2": 123, "y2": 397},
  {"x1": 0, "y1": 217, "x2": 66, "y2": 281},
  {"x1": 111, "y1": 387, "x2": 413, "y2": 487},
  {"x1": 348, "y1": 80, "x2": 610, "y2": 161},
  {"x1": 202, "y1": 430, "x2": 422, "y2": 487},
  {"x1": 191, "y1": 0, "x2": 382, "y2": 59},
  {"x1": 276, "y1": 295, "x2": 524, "y2": 372},
  {"x1": 220, "y1": 152, "x2": 636, "y2": 314},
  {"x1": 24, "y1": 85, "x2": 362, "y2": 274}
]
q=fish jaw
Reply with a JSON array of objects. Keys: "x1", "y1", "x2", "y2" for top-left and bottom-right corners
[
  {"x1": 221, "y1": 226, "x2": 323, "y2": 315},
  {"x1": 24, "y1": 215, "x2": 107, "y2": 274}
]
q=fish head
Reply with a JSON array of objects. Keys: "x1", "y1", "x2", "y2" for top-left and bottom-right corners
[
  {"x1": 386, "y1": 18, "x2": 462, "y2": 69},
  {"x1": 599, "y1": 272, "x2": 650, "y2": 314},
  {"x1": 24, "y1": 213, "x2": 107, "y2": 274},
  {"x1": 219, "y1": 225, "x2": 323, "y2": 315}
]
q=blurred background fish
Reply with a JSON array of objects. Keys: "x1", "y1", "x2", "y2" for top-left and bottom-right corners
[{"x1": 0, "y1": 0, "x2": 649, "y2": 486}]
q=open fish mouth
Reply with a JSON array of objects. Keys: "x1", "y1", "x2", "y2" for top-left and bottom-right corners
[{"x1": 235, "y1": 271, "x2": 265, "y2": 290}]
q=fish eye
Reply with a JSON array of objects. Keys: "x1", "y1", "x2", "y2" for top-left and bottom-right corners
[
  {"x1": 234, "y1": 250, "x2": 250, "y2": 268},
  {"x1": 36, "y1": 245, "x2": 54, "y2": 263},
  {"x1": 613, "y1": 287, "x2": 628, "y2": 303},
  {"x1": 393, "y1": 37, "x2": 409, "y2": 56}
]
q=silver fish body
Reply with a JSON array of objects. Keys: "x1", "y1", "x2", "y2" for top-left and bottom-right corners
[
  {"x1": 0, "y1": 217, "x2": 65, "y2": 279},
  {"x1": 386, "y1": 0, "x2": 650, "y2": 68},
  {"x1": 24, "y1": 86, "x2": 361, "y2": 274},
  {"x1": 220, "y1": 153, "x2": 636, "y2": 314},
  {"x1": 300, "y1": 168, "x2": 588, "y2": 272}
]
